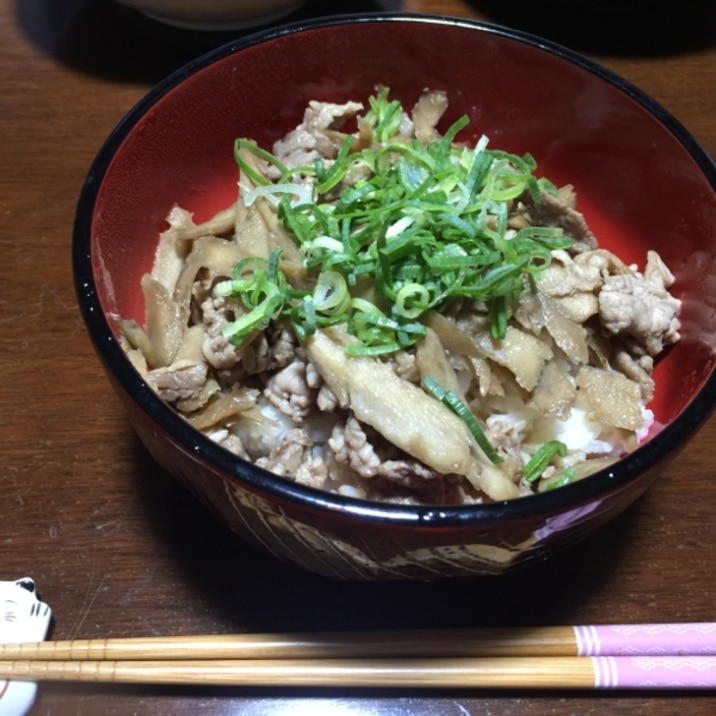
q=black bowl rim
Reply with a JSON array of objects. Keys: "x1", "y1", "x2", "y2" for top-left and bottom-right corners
[{"x1": 73, "y1": 11, "x2": 716, "y2": 528}]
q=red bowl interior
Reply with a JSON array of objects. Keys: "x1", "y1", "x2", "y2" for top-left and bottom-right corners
[{"x1": 89, "y1": 16, "x2": 716, "y2": 447}]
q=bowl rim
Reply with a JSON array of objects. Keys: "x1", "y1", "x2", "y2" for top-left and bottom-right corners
[{"x1": 73, "y1": 11, "x2": 716, "y2": 528}]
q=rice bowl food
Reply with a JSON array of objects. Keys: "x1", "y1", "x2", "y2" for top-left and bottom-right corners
[
  {"x1": 118, "y1": 88, "x2": 681, "y2": 507},
  {"x1": 74, "y1": 14, "x2": 716, "y2": 579}
]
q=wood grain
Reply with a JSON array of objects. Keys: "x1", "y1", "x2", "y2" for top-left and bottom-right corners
[{"x1": 1, "y1": 0, "x2": 715, "y2": 713}]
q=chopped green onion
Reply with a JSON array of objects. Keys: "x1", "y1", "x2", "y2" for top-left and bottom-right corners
[
  {"x1": 365, "y1": 86, "x2": 405, "y2": 143},
  {"x1": 313, "y1": 270, "x2": 351, "y2": 315},
  {"x1": 316, "y1": 136, "x2": 354, "y2": 194},
  {"x1": 545, "y1": 467, "x2": 576, "y2": 490},
  {"x1": 221, "y1": 88, "x2": 570, "y2": 355},
  {"x1": 344, "y1": 341, "x2": 402, "y2": 357},
  {"x1": 234, "y1": 138, "x2": 285, "y2": 186},
  {"x1": 490, "y1": 295, "x2": 508, "y2": 340},
  {"x1": 243, "y1": 182, "x2": 313, "y2": 208},
  {"x1": 221, "y1": 287, "x2": 284, "y2": 345},
  {"x1": 421, "y1": 376, "x2": 503, "y2": 465},
  {"x1": 396, "y1": 283, "x2": 430, "y2": 319},
  {"x1": 523, "y1": 440, "x2": 569, "y2": 483}
]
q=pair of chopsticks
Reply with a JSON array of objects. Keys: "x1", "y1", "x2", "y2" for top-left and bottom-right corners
[{"x1": 1, "y1": 623, "x2": 716, "y2": 690}]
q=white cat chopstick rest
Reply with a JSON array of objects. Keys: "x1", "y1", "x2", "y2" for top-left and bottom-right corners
[{"x1": 0, "y1": 578, "x2": 52, "y2": 716}]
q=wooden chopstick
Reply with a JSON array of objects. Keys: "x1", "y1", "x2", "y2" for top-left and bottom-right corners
[
  {"x1": 2, "y1": 624, "x2": 716, "y2": 690},
  {"x1": 1, "y1": 656, "x2": 716, "y2": 690},
  {"x1": 2, "y1": 623, "x2": 716, "y2": 662}
]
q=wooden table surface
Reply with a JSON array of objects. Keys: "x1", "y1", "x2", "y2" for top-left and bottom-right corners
[{"x1": 2, "y1": 0, "x2": 715, "y2": 713}]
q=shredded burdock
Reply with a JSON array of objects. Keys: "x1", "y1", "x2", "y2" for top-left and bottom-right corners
[{"x1": 117, "y1": 88, "x2": 682, "y2": 505}]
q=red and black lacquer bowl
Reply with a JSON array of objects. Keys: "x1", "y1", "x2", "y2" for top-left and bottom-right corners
[{"x1": 73, "y1": 13, "x2": 716, "y2": 580}]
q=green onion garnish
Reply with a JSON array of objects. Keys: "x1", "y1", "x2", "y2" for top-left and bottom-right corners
[
  {"x1": 421, "y1": 376, "x2": 503, "y2": 465},
  {"x1": 545, "y1": 467, "x2": 576, "y2": 490},
  {"x1": 220, "y1": 88, "x2": 572, "y2": 353},
  {"x1": 523, "y1": 440, "x2": 569, "y2": 483}
]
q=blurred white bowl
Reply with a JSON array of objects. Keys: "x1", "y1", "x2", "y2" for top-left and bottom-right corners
[{"x1": 112, "y1": 0, "x2": 307, "y2": 30}]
